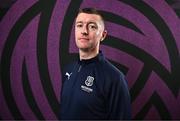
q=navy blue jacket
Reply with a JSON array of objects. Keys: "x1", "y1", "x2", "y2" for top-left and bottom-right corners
[{"x1": 59, "y1": 52, "x2": 131, "y2": 120}]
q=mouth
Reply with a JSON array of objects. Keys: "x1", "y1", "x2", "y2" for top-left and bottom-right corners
[
  {"x1": 79, "y1": 38, "x2": 89, "y2": 42},
  {"x1": 79, "y1": 38, "x2": 89, "y2": 40}
]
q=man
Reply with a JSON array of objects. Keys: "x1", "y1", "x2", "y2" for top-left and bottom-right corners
[{"x1": 59, "y1": 8, "x2": 131, "y2": 120}]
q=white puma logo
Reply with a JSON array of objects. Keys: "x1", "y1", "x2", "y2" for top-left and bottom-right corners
[{"x1": 65, "y1": 72, "x2": 72, "y2": 80}]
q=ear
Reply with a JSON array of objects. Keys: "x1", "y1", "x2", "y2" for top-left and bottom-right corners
[{"x1": 100, "y1": 30, "x2": 107, "y2": 42}]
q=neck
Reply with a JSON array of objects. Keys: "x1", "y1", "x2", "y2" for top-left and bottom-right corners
[{"x1": 79, "y1": 48, "x2": 99, "y2": 60}]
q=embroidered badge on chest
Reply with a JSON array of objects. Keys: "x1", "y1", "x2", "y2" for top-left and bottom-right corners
[
  {"x1": 81, "y1": 76, "x2": 94, "y2": 93},
  {"x1": 65, "y1": 72, "x2": 72, "y2": 80},
  {"x1": 85, "y1": 76, "x2": 94, "y2": 86}
]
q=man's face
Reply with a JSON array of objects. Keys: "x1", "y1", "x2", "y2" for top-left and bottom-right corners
[{"x1": 75, "y1": 13, "x2": 106, "y2": 52}]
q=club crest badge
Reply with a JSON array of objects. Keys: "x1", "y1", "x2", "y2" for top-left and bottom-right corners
[{"x1": 85, "y1": 76, "x2": 94, "y2": 86}]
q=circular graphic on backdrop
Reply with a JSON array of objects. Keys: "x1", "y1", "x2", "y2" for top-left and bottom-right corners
[{"x1": 0, "y1": 0, "x2": 180, "y2": 120}]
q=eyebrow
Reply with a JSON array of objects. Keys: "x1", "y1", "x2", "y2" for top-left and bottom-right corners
[{"x1": 75, "y1": 21, "x2": 97, "y2": 25}]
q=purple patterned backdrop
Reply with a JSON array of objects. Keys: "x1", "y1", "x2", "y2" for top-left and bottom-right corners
[{"x1": 0, "y1": 0, "x2": 180, "y2": 120}]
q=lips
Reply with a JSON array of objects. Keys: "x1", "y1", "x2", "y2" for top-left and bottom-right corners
[
  {"x1": 79, "y1": 38, "x2": 89, "y2": 42},
  {"x1": 79, "y1": 38, "x2": 89, "y2": 40}
]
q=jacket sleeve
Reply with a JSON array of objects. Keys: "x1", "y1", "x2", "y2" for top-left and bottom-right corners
[{"x1": 106, "y1": 72, "x2": 131, "y2": 120}]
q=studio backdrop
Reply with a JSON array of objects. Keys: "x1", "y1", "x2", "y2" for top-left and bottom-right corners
[{"x1": 0, "y1": 0, "x2": 180, "y2": 120}]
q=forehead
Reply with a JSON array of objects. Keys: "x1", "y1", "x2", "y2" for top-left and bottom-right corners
[{"x1": 75, "y1": 13, "x2": 103, "y2": 23}]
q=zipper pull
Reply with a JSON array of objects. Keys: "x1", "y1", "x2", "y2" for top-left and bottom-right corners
[{"x1": 78, "y1": 65, "x2": 82, "y2": 72}]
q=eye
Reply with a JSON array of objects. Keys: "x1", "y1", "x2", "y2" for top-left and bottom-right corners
[
  {"x1": 88, "y1": 24, "x2": 97, "y2": 30},
  {"x1": 76, "y1": 24, "x2": 83, "y2": 28}
]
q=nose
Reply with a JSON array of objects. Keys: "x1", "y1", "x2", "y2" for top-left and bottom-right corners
[{"x1": 81, "y1": 26, "x2": 88, "y2": 35}]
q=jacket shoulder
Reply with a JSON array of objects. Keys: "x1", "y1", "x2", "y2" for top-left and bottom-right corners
[{"x1": 101, "y1": 59, "x2": 125, "y2": 79}]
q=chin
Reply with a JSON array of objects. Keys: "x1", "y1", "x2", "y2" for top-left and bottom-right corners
[
  {"x1": 78, "y1": 45, "x2": 89, "y2": 49},
  {"x1": 79, "y1": 47, "x2": 90, "y2": 52}
]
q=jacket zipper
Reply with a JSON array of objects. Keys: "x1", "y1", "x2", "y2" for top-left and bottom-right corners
[{"x1": 78, "y1": 65, "x2": 82, "y2": 72}]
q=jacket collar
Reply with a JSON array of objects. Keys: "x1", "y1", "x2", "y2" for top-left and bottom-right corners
[{"x1": 78, "y1": 51, "x2": 104, "y2": 65}]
